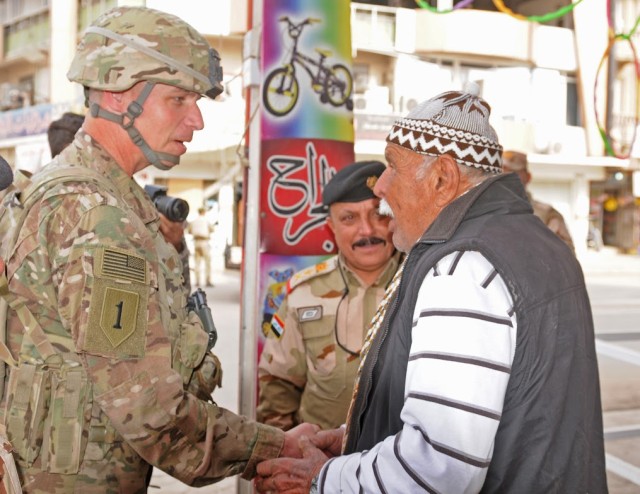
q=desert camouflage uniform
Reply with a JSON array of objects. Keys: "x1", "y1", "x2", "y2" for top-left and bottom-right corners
[
  {"x1": 528, "y1": 192, "x2": 575, "y2": 253},
  {"x1": 0, "y1": 132, "x2": 283, "y2": 493},
  {"x1": 257, "y1": 252, "x2": 401, "y2": 431}
]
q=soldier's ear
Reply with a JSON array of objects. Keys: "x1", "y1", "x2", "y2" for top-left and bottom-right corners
[{"x1": 101, "y1": 90, "x2": 126, "y2": 112}]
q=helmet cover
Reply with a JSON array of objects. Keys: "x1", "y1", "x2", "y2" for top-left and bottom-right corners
[{"x1": 67, "y1": 6, "x2": 223, "y2": 98}]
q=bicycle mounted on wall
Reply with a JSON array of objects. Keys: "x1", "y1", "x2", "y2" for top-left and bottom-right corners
[{"x1": 263, "y1": 16, "x2": 354, "y2": 117}]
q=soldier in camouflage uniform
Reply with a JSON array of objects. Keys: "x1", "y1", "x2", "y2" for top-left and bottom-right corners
[
  {"x1": 257, "y1": 161, "x2": 401, "y2": 431},
  {"x1": 503, "y1": 150, "x2": 575, "y2": 253},
  {"x1": 47, "y1": 111, "x2": 192, "y2": 291},
  {"x1": 0, "y1": 6, "x2": 315, "y2": 493}
]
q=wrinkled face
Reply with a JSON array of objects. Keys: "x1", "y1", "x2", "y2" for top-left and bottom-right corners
[
  {"x1": 375, "y1": 143, "x2": 440, "y2": 253},
  {"x1": 327, "y1": 197, "x2": 395, "y2": 277},
  {"x1": 126, "y1": 82, "x2": 205, "y2": 172}
]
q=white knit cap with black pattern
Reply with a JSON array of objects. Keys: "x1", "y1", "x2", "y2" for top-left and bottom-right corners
[{"x1": 386, "y1": 82, "x2": 503, "y2": 173}]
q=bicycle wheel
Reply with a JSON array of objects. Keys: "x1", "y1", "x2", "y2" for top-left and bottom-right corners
[
  {"x1": 324, "y1": 64, "x2": 353, "y2": 107},
  {"x1": 263, "y1": 67, "x2": 299, "y2": 116}
]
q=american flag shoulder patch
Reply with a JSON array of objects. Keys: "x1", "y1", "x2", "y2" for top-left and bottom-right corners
[
  {"x1": 270, "y1": 313, "x2": 285, "y2": 339},
  {"x1": 97, "y1": 248, "x2": 147, "y2": 283}
]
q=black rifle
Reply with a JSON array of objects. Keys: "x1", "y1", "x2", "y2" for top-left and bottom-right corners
[{"x1": 187, "y1": 288, "x2": 218, "y2": 351}]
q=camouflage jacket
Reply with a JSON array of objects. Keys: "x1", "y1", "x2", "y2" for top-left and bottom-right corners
[
  {"x1": 528, "y1": 192, "x2": 575, "y2": 254},
  {"x1": 0, "y1": 132, "x2": 283, "y2": 493},
  {"x1": 257, "y1": 252, "x2": 401, "y2": 430}
]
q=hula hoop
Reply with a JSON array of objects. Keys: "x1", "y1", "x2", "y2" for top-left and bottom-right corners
[
  {"x1": 414, "y1": 0, "x2": 475, "y2": 15},
  {"x1": 593, "y1": 33, "x2": 640, "y2": 159},
  {"x1": 492, "y1": 0, "x2": 584, "y2": 23}
]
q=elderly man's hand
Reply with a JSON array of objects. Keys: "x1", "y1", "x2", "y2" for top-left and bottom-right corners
[
  {"x1": 256, "y1": 435, "x2": 329, "y2": 494},
  {"x1": 310, "y1": 426, "x2": 344, "y2": 458},
  {"x1": 281, "y1": 422, "x2": 320, "y2": 458}
]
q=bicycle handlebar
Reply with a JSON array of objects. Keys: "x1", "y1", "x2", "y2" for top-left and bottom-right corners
[{"x1": 278, "y1": 16, "x2": 321, "y2": 29}]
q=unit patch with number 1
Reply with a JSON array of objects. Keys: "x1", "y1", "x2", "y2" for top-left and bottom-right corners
[{"x1": 84, "y1": 247, "x2": 149, "y2": 358}]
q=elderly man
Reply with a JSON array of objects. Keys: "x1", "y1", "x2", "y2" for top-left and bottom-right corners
[
  {"x1": 257, "y1": 161, "x2": 401, "y2": 431},
  {"x1": 503, "y1": 150, "x2": 575, "y2": 253},
  {"x1": 255, "y1": 85, "x2": 607, "y2": 493},
  {"x1": 0, "y1": 6, "x2": 314, "y2": 492}
]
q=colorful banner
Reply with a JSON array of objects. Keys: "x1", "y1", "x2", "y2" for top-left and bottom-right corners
[
  {"x1": 261, "y1": 0, "x2": 354, "y2": 142},
  {"x1": 259, "y1": 0, "x2": 355, "y2": 256},
  {"x1": 0, "y1": 103, "x2": 70, "y2": 140},
  {"x1": 260, "y1": 138, "x2": 355, "y2": 255},
  {"x1": 256, "y1": 0, "x2": 355, "y2": 358}
]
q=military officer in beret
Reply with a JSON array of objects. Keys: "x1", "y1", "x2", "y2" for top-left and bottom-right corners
[{"x1": 257, "y1": 160, "x2": 402, "y2": 431}]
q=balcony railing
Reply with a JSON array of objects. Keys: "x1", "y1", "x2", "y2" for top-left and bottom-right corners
[
  {"x1": 351, "y1": 3, "x2": 396, "y2": 52},
  {"x1": 3, "y1": 8, "x2": 50, "y2": 62},
  {"x1": 0, "y1": 0, "x2": 48, "y2": 24}
]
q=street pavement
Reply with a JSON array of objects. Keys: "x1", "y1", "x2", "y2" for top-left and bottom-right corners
[
  {"x1": 150, "y1": 248, "x2": 640, "y2": 493},
  {"x1": 580, "y1": 247, "x2": 640, "y2": 494}
]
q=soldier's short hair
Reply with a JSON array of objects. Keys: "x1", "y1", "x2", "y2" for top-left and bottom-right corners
[{"x1": 48, "y1": 112, "x2": 84, "y2": 157}]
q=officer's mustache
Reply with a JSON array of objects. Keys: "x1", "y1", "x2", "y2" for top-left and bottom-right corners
[
  {"x1": 353, "y1": 237, "x2": 385, "y2": 249},
  {"x1": 378, "y1": 198, "x2": 394, "y2": 218}
]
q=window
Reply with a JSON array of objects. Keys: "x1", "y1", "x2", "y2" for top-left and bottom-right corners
[{"x1": 353, "y1": 63, "x2": 370, "y2": 94}]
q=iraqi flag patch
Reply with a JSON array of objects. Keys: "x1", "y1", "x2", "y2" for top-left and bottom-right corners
[{"x1": 270, "y1": 313, "x2": 285, "y2": 339}]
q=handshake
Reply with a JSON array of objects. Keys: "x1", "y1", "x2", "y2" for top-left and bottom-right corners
[{"x1": 255, "y1": 423, "x2": 345, "y2": 494}]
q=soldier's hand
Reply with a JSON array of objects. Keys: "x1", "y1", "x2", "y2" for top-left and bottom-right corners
[
  {"x1": 0, "y1": 257, "x2": 4, "y2": 272},
  {"x1": 281, "y1": 422, "x2": 320, "y2": 458},
  {"x1": 159, "y1": 213, "x2": 186, "y2": 252},
  {"x1": 256, "y1": 435, "x2": 328, "y2": 494},
  {"x1": 310, "y1": 426, "x2": 344, "y2": 458}
]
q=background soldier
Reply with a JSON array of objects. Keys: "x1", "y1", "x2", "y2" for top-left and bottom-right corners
[
  {"x1": 503, "y1": 150, "x2": 575, "y2": 253},
  {"x1": 0, "y1": 7, "x2": 314, "y2": 492},
  {"x1": 257, "y1": 161, "x2": 401, "y2": 431},
  {"x1": 188, "y1": 207, "x2": 216, "y2": 287},
  {"x1": 47, "y1": 112, "x2": 85, "y2": 158}
]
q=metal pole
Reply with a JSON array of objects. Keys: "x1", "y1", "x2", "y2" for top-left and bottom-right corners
[
  {"x1": 238, "y1": 0, "x2": 262, "y2": 491},
  {"x1": 605, "y1": 0, "x2": 616, "y2": 140}
]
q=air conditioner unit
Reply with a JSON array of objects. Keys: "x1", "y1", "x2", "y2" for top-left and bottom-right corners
[
  {"x1": 396, "y1": 96, "x2": 418, "y2": 114},
  {"x1": 353, "y1": 94, "x2": 367, "y2": 111},
  {"x1": 362, "y1": 87, "x2": 392, "y2": 114},
  {"x1": 404, "y1": 97, "x2": 418, "y2": 113},
  {"x1": 0, "y1": 83, "x2": 26, "y2": 111}
]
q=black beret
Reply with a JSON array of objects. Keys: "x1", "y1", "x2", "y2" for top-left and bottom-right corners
[{"x1": 322, "y1": 160, "x2": 385, "y2": 207}]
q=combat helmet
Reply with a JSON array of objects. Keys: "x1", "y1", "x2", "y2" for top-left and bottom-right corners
[{"x1": 67, "y1": 6, "x2": 223, "y2": 170}]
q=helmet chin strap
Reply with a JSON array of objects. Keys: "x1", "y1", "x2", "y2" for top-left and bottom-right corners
[{"x1": 88, "y1": 81, "x2": 180, "y2": 171}]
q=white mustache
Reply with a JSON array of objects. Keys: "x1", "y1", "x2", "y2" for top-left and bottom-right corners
[{"x1": 378, "y1": 198, "x2": 394, "y2": 218}]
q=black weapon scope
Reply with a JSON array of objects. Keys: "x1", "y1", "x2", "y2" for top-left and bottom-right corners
[{"x1": 144, "y1": 184, "x2": 190, "y2": 223}]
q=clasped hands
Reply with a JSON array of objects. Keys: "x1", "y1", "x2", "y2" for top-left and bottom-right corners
[{"x1": 255, "y1": 424, "x2": 344, "y2": 494}]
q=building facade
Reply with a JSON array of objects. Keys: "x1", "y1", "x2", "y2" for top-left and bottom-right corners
[{"x1": 0, "y1": 0, "x2": 638, "y2": 254}]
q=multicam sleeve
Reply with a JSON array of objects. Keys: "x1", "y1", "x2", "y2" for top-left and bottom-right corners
[
  {"x1": 178, "y1": 239, "x2": 192, "y2": 291},
  {"x1": 57, "y1": 201, "x2": 284, "y2": 485},
  {"x1": 257, "y1": 297, "x2": 307, "y2": 430},
  {"x1": 546, "y1": 211, "x2": 575, "y2": 254}
]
